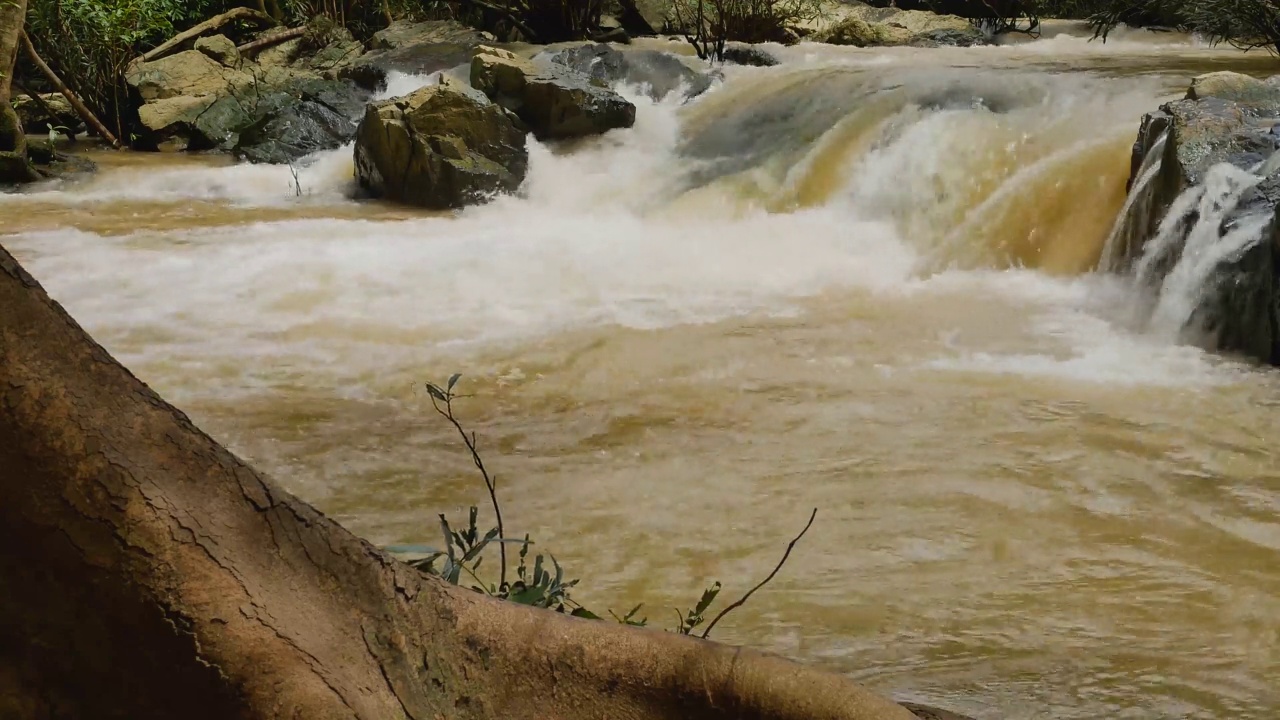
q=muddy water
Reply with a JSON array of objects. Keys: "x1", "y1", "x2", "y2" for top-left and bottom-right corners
[{"x1": 5, "y1": 29, "x2": 1280, "y2": 719}]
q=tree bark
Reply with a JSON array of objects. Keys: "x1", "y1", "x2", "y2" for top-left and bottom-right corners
[
  {"x1": 0, "y1": 241, "x2": 919, "y2": 720},
  {"x1": 0, "y1": 0, "x2": 37, "y2": 182}
]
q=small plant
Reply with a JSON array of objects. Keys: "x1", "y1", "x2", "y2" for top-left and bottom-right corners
[
  {"x1": 672, "y1": 0, "x2": 826, "y2": 61},
  {"x1": 387, "y1": 375, "x2": 818, "y2": 638}
]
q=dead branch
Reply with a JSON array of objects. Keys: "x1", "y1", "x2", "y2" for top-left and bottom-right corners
[
  {"x1": 237, "y1": 26, "x2": 307, "y2": 57},
  {"x1": 140, "y1": 7, "x2": 278, "y2": 64},
  {"x1": 700, "y1": 508, "x2": 817, "y2": 639},
  {"x1": 18, "y1": 30, "x2": 118, "y2": 148}
]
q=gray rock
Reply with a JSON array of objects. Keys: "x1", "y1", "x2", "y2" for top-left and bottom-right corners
[
  {"x1": 194, "y1": 34, "x2": 240, "y2": 68},
  {"x1": 353, "y1": 79, "x2": 528, "y2": 209},
  {"x1": 343, "y1": 21, "x2": 487, "y2": 91},
  {"x1": 539, "y1": 42, "x2": 712, "y2": 101},
  {"x1": 12, "y1": 93, "x2": 81, "y2": 135},
  {"x1": 471, "y1": 46, "x2": 636, "y2": 139},
  {"x1": 1110, "y1": 71, "x2": 1280, "y2": 365},
  {"x1": 721, "y1": 44, "x2": 780, "y2": 67},
  {"x1": 125, "y1": 48, "x2": 371, "y2": 162}
]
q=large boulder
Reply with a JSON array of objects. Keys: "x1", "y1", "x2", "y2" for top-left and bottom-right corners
[
  {"x1": 537, "y1": 42, "x2": 714, "y2": 101},
  {"x1": 342, "y1": 20, "x2": 488, "y2": 91},
  {"x1": 353, "y1": 79, "x2": 528, "y2": 209},
  {"x1": 126, "y1": 45, "x2": 371, "y2": 161},
  {"x1": 1108, "y1": 71, "x2": 1280, "y2": 365},
  {"x1": 194, "y1": 34, "x2": 241, "y2": 68},
  {"x1": 809, "y1": 3, "x2": 988, "y2": 47},
  {"x1": 470, "y1": 46, "x2": 636, "y2": 139},
  {"x1": 12, "y1": 93, "x2": 81, "y2": 136}
]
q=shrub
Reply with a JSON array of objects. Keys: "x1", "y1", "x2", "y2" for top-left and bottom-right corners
[
  {"x1": 672, "y1": 0, "x2": 826, "y2": 61},
  {"x1": 385, "y1": 375, "x2": 817, "y2": 637}
]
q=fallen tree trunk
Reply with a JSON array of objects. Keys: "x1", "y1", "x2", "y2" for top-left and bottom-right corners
[
  {"x1": 139, "y1": 7, "x2": 277, "y2": 64},
  {"x1": 237, "y1": 26, "x2": 307, "y2": 57},
  {"x1": 19, "y1": 30, "x2": 119, "y2": 147},
  {"x1": 0, "y1": 241, "x2": 919, "y2": 720}
]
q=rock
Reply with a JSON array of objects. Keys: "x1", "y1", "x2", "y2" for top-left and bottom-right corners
[
  {"x1": 232, "y1": 77, "x2": 369, "y2": 164},
  {"x1": 353, "y1": 79, "x2": 528, "y2": 209},
  {"x1": 810, "y1": 3, "x2": 988, "y2": 47},
  {"x1": 25, "y1": 141, "x2": 98, "y2": 182},
  {"x1": 256, "y1": 37, "x2": 305, "y2": 67},
  {"x1": 126, "y1": 50, "x2": 253, "y2": 103},
  {"x1": 126, "y1": 48, "x2": 370, "y2": 161},
  {"x1": 470, "y1": 46, "x2": 636, "y2": 139},
  {"x1": 628, "y1": 0, "x2": 672, "y2": 34},
  {"x1": 539, "y1": 42, "x2": 712, "y2": 102},
  {"x1": 369, "y1": 19, "x2": 488, "y2": 51},
  {"x1": 721, "y1": 44, "x2": 780, "y2": 67},
  {"x1": 1188, "y1": 71, "x2": 1280, "y2": 113},
  {"x1": 12, "y1": 93, "x2": 80, "y2": 135},
  {"x1": 1110, "y1": 71, "x2": 1280, "y2": 365},
  {"x1": 194, "y1": 34, "x2": 240, "y2": 68},
  {"x1": 344, "y1": 21, "x2": 487, "y2": 91},
  {"x1": 590, "y1": 26, "x2": 631, "y2": 44}
]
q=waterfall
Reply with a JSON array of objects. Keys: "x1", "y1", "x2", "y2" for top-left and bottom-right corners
[
  {"x1": 1129, "y1": 159, "x2": 1274, "y2": 344},
  {"x1": 1097, "y1": 128, "x2": 1168, "y2": 274}
]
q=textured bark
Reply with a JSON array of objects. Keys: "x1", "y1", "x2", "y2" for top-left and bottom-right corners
[
  {"x1": 0, "y1": 0, "x2": 23, "y2": 108},
  {"x1": 0, "y1": 0, "x2": 36, "y2": 182},
  {"x1": 0, "y1": 240, "x2": 918, "y2": 720}
]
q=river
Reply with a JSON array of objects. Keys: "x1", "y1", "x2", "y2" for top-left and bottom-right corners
[{"x1": 4, "y1": 24, "x2": 1280, "y2": 719}]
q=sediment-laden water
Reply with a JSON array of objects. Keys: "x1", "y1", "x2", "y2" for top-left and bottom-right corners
[{"x1": 4, "y1": 26, "x2": 1280, "y2": 719}]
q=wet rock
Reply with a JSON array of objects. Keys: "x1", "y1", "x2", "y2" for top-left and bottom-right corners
[
  {"x1": 721, "y1": 44, "x2": 780, "y2": 67},
  {"x1": 471, "y1": 46, "x2": 635, "y2": 139},
  {"x1": 195, "y1": 34, "x2": 240, "y2": 68},
  {"x1": 353, "y1": 78, "x2": 528, "y2": 209},
  {"x1": 231, "y1": 77, "x2": 370, "y2": 164},
  {"x1": 13, "y1": 93, "x2": 81, "y2": 135},
  {"x1": 344, "y1": 21, "x2": 487, "y2": 91},
  {"x1": 1111, "y1": 71, "x2": 1280, "y2": 365},
  {"x1": 539, "y1": 42, "x2": 712, "y2": 101},
  {"x1": 810, "y1": 3, "x2": 988, "y2": 47},
  {"x1": 126, "y1": 48, "x2": 370, "y2": 161}
]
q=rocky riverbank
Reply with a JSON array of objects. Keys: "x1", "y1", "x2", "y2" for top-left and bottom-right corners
[{"x1": 1107, "y1": 71, "x2": 1280, "y2": 368}]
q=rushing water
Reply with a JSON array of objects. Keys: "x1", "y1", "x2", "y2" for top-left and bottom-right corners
[{"x1": 5, "y1": 26, "x2": 1280, "y2": 719}]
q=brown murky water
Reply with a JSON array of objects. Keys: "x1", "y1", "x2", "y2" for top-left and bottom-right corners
[{"x1": 5, "y1": 27, "x2": 1280, "y2": 719}]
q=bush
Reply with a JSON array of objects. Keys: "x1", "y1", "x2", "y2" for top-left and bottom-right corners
[
  {"x1": 672, "y1": 0, "x2": 826, "y2": 61},
  {"x1": 385, "y1": 375, "x2": 817, "y2": 637}
]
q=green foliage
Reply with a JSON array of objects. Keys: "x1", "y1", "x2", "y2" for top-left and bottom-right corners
[
  {"x1": 24, "y1": 0, "x2": 217, "y2": 139},
  {"x1": 1030, "y1": 0, "x2": 1280, "y2": 55},
  {"x1": 388, "y1": 375, "x2": 817, "y2": 638},
  {"x1": 673, "y1": 0, "x2": 827, "y2": 60}
]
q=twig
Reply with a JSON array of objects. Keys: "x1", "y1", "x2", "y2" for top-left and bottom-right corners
[
  {"x1": 429, "y1": 381, "x2": 507, "y2": 591},
  {"x1": 699, "y1": 508, "x2": 817, "y2": 639}
]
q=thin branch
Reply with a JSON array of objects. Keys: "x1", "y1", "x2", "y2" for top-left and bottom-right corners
[
  {"x1": 699, "y1": 508, "x2": 817, "y2": 639},
  {"x1": 429, "y1": 387, "x2": 507, "y2": 591}
]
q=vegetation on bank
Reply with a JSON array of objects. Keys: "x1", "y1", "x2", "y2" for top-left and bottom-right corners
[
  {"x1": 5, "y1": 0, "x2": 1280, "y2": 161},
  {"x1": 391, "y1": 375, "x2": 818, "y2": 636}
]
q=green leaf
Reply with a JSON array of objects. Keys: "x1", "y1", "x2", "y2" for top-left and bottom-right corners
[
  {"x1": 426, "y1": 383, "x2": 446, "y2": 401},
  {"x1": 447, "y1": 373, "x2": 462, "y2": 391},
  {"x1": 460, "y1": 526, "x2": 500, "y2": 564},
  {"x1": 694, "y1": 582, "x2": 722, "y2": 616},
  {"x1": 572, "y1": 607, "x2": 602, "y2": 620}
]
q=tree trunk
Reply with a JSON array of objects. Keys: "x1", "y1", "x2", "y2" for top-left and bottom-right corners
[
  {"x1": 0, "y1": 0, "x2": 37, "y2": 182},
  {"x1": 0, "y1": 241, "x2": 919, "y2": 720}
]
